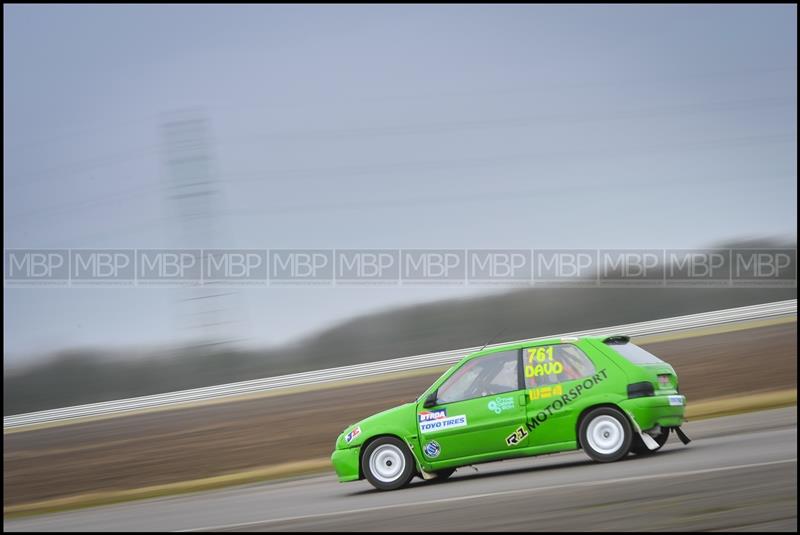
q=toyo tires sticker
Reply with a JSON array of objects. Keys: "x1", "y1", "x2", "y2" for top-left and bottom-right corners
[{"x1": 419, "y1": 414, "x2": 467, "y2": 434}]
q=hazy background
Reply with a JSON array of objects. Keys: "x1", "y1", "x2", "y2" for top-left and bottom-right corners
[{"x1": 4, "y1": 5, "x2": 797, "y2": 375}]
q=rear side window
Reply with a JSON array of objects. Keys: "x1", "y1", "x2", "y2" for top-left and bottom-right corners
[
  {"x1": 523, "y1": 344, "x2": 596, "y2": 387},
  {"x1": 609, "y1": 342, "x2": 665, "y2": 365}
]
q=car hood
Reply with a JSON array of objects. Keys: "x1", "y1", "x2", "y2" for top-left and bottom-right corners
[{"x1": 337, "y1": 401, "x2": 417, "y2": 449}]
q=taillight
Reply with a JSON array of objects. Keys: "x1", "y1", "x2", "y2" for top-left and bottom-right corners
[{"x1": 627, "y1": 381, "x2": 655, "y2": 399}]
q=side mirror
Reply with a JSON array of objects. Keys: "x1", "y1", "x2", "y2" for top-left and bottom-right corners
[{"x1": 423, "y1": 391, "x2": 438, "y2": 408}]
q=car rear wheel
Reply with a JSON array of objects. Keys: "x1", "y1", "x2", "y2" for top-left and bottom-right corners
[
  {"x1": 630, "y1": 427, "x2": 669, "y2": 455},
  {"x1": 579, "y1": 407, "x2": 633, "y2": 462},
  {"x1": 362, "y1": 437, "x2": 415, "y2": 491}
]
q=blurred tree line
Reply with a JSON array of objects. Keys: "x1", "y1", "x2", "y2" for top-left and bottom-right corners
[{"x1": 4, "y1": 240, "x2": 796, "y2": 414}]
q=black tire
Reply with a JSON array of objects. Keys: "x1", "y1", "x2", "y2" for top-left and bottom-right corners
[
  {"x1": 579, "y1": 407, "x2": 633, "y2": 463},
  {"x1": 630, "y1": 427, "x2": 669, "y2": 455},
  {"x1": 361, "y1": 437, "x2": 415, "y2": 491}
]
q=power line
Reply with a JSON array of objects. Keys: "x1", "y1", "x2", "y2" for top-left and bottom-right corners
[
  {"x1": 7, "y1": 131, "x2": 796, "y2": 233},
  {"x1": 8, "y1": 64, "x2": 794, "y2": 151},
  {"x1": 5, "y1": 94, "x2": 795, "y2": 191}
]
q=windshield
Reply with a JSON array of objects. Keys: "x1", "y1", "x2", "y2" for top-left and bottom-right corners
[{"x1": 418, "y1": 364, "x2": 457, "y2": 402}]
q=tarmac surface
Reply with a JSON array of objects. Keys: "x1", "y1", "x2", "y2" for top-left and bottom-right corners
[{"x1": 5, "y1": 406, "x2": 796, "y2": 532}]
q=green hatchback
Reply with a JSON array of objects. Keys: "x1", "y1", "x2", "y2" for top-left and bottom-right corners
[{"x1": 331, "y1": 335, "x2": 689, "y2": 491}]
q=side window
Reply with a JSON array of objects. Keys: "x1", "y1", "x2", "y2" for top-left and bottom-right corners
[
  {"x1": 523, "y1": 344, "x2": 595, "y2": 388},
  {"x1": 437, "y1": 350, "x2": 520, "y2": 404}
]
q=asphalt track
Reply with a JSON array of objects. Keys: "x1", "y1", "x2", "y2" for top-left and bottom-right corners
[{"x1": 5, "y1": 406, "x2": 796, "y2": 532}]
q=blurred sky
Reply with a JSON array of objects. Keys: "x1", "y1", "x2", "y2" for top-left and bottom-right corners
[{"x1": 3, "y1": 4, "x2": 797, "y2": 365}]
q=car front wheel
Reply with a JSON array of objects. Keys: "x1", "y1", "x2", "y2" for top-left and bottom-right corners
[
  {"x1": 362, "y1": 437, "x2": 415, "y2": 491},
  {"x1": 579, "y1": 407, "x2": 633, "y2": 462}
]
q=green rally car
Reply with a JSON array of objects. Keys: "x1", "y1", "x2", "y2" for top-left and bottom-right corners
[{"x1": 331, "y1": 335, "x2": 689, "y2": 491}]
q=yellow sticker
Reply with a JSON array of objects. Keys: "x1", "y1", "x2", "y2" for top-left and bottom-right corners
[
  {"x1": 528, "y1": 384, "x2": 563, "y2": 401},
  {"x1": 526, "y1": 346, "x2": 554, "y2": 363},
  {"x1": 524, "y1": 361, "x2": 564, "y2": 378}
]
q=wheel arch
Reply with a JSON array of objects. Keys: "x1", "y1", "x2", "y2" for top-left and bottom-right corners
[{"x1": 358, "y1": 433, "x2": 421, "y2": 480}]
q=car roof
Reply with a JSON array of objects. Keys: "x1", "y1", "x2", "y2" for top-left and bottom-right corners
[{"x1": 464, "y1": 334, "x2": 628, "y2": 361}]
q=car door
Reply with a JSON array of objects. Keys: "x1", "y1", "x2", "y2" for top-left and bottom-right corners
[
  {"x1": 523, "y1": 342, "x2": 599, "y2": 447},
  {"x1": 417, "y1": 349, "x2": 529, "y2": 465}
]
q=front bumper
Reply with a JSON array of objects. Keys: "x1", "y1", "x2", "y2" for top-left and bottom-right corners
[
  {"x1": 620, "y1": 394, "x2": 686, "y2": 431},
  {"x1": 331, "y1": 447, "x2": 361, "y2": 482}
]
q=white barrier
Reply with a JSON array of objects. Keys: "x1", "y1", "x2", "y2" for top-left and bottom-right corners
[{"x1": 4, "y1": 299, "x2": 796, "y2": 429}]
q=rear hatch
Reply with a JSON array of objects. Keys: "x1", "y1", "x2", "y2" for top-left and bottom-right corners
[{"x1": 604, "y1": 337, "x2": 680, "y2": 396}]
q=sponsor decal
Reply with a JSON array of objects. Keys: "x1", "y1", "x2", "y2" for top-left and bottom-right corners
[
  {"x1": 525, "y1": 369, "x2": 609, "y2": 432},
  {"x1": 505, "y1": 426, "x2": 529, "y2": 446},
  {"x1": 418, "y1": 409, "x2": 447, "y2": 422},
  {"x1": 419, "y1": 414, "x2": 467, "y2": 434},
  {"x1": 345, "y1": 426, "x2": 361, "y2": 443},
  {"x1": 527, "y1": 346, "x2": 554, "y2": 363},
  {"x1": 524, "y1": 346, "x2": 565, "y2": 378},
  {"x1": 528, "y1": 384, "x2": 564, "y2": 401},
  {"x1": 423, "y1": 440, "x2": 441, "y2": 458},
  {"x1": 488, "y1": 396, "x2": 515, "y2": 414},
  {"x1": 668, "y1": 395, "x2": 684, "y2": 406},
  {"x1": 525, "y1": 361, "x2": 564, "y2": 378}
]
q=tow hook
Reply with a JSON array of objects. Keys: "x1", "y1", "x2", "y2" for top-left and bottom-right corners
[{"x1": 673, "y1": 426, "x2": 691, "y2": 445}]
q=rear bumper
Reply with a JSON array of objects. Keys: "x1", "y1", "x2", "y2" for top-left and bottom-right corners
[
  {"x1": 331, "y1": 447, "x2": 361, "y2": 482},
  {"x1": 620, "y1": 394, "x2": 686, "y2": 431}
]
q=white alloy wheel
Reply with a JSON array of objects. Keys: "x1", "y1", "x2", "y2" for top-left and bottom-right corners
[
  {"x1": 369, "y1": 444, "x2": 406, "y2": 483},
  {"x1": 586, "y1": 415, "x2": 625, "y2": 455},
  {"x1": 579, "y1": 407, "x2": 633, "y2": 462}
]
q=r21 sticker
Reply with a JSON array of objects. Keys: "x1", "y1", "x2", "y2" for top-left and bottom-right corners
[{"x1": 505, "y1": 426, "x2": 528, "y2": 446}]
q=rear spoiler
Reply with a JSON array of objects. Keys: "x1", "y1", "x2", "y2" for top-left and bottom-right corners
[{"x1": 602, "y1": 335, "x2": 630, "y2": 345}]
